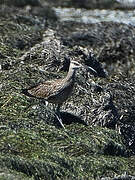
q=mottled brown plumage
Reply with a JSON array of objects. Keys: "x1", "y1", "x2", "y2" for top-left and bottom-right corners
[
  {"x1": 28, "y1": 77, "x2": 74, "y2": 105},
  {"x1": 23, "y1": 61, "x2": 81, "y2": 105},
  {"x1": 22, "y1": 60, "x2": 97, "y2": 128}
]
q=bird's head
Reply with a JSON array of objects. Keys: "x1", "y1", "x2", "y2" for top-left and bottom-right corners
[
  {"x1": 70, "y1": 60, "x2": 82, "y2": 70},
  {"x1": 70, "y1": 60, "x2": 97, "y2": 75}
]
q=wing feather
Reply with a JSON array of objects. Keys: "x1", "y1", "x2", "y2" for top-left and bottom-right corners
[{"x1": 27, "y1": 79, "x2": 65, "y2": 98}]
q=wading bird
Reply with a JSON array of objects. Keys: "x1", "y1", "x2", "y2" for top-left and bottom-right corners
[{"x1": 22, "y1": 60, "x2": 97, "y2": 128}]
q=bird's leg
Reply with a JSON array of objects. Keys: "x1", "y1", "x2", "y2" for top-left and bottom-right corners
[
  {"x1": 40, "y1": 101, "x2": 65, "y2": 128},
  {"x1": 55, "y1": 104, "x2": 65, "y2": 129}
]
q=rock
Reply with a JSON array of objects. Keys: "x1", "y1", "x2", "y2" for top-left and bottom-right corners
[
  {"x1": 116, "y1": 0, "x2": 135, "y2": 8},
  {"x1": 42, "y1": 0, "x2": 118, "y2": 9},
  {"x1": 61, "y1": 21, "x2": 135, "y2": 75},
  {"x1": 0, "y1": 0, "x2": 41, "y2": 7}
]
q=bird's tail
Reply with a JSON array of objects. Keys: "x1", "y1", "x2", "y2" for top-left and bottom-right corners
[{"x1": 21, "y1": 88, "x2": 34, "y2": 97}]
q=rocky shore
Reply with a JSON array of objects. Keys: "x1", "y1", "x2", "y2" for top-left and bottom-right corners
[{"x1": 0, "y1": 0, "x2": 135, "y2": 179}]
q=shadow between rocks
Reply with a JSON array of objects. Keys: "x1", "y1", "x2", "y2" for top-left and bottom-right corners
[{"x1": 54, "y1": 111, "x2": 88, "y2": 128}]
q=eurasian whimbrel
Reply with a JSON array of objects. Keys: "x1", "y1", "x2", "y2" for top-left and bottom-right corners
[{"x1": 22, "y1": 60, "x2": 97, "y2": 128}]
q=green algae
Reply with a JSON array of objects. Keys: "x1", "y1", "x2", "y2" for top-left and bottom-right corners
[{"x1": 0, "y1": 122, "x2": 135, "y2": 179}]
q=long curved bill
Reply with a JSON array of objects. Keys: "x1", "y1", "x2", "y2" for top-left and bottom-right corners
[{"x1": 83, "y1": 64, "x2": 97, "y2": 75}]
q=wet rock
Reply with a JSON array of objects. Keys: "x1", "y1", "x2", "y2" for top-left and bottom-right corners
[
  {"x1": 62, "y1": 21, "x2": 135, "y2": 61},
  {"x1": 42, "y1": 0, "x2": 118, "y2": 9},
  {"x1": 105, "y1": 76, "x2": 135, "y2": 155},
  {"x1": 71, "y1": 0, "x2": 116, "y2": 9},
  {"x1": 90, "y1": 91, "x2": 119, "y2": 129},
  {"x1": 1, "y1": 0, "x2": 134, "y2": 9},
  {"x1": 60, "y1": 47, "x2": 107, "y2": 78},
  {"x1": 60, "y1": 21, "x2": 135, "y2": 75},
  {"x1": 116, "y1": 0, "x2": 135, "y2": 9},
  {"x1": 30, "y1": 6, "x2": 58, "y2": 21},
  {"x1": 0, "y1": 0, "x2": 41, "y2": 7}
]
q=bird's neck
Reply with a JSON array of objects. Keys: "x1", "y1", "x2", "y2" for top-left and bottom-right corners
[{"x1": 65, "y1": 68, "x2": 76, "y2": 81}]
